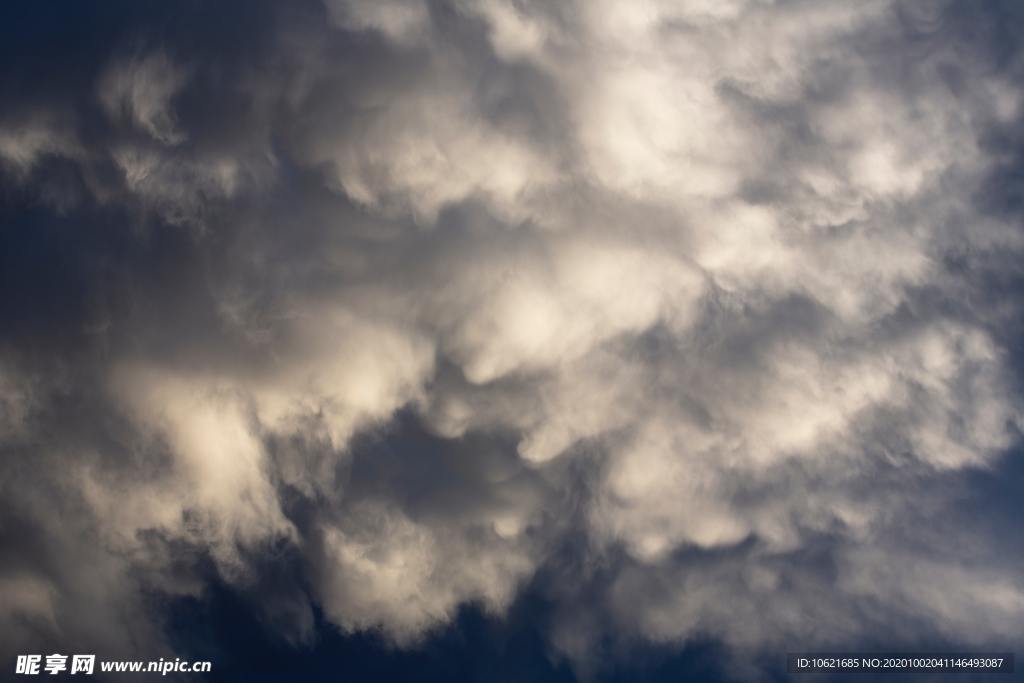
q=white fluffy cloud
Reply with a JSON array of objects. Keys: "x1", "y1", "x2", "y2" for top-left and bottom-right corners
[{"x1": 2, "y1": 0, "x2": 1024, "y2": 672}]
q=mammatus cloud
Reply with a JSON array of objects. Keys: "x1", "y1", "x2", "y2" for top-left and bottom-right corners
[{"x1": 1, "y1": 0, "x2": 1024, "y2": 676}]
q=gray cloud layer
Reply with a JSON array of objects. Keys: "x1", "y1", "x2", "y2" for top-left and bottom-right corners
[{"x1": 2, "y1": 0, "x2": 1024, "y2": 675}]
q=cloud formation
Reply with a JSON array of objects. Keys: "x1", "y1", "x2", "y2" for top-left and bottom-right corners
[{"x1": 2, "y1": 0, "x2": 1024, "y2": 675}]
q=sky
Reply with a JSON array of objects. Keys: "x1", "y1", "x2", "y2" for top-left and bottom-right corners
[{"x1": 1, "y1": 1, "x2": 1024, "y2": 681}]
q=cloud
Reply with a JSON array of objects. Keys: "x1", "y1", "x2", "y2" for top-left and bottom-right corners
[
  {"x1": 0, "y1": 124, "x2": 78, "y2": 176},
  {"x1": 316, "y1": 497, "x2": 536, "y2": 642},
  {"x1": 99, "y1": 51, "x2": 189, "y2": 145},
  {"x1": 1, "y1": 0, "x2": 1024, "y2": 675},
  {"x1": 325, "y1": 0, "x2": 432, "y2": 46}
]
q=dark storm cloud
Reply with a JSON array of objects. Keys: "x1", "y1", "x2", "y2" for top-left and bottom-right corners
[{"x1": 2, "y1": 0, "x2": 1024, "y2": 679}]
